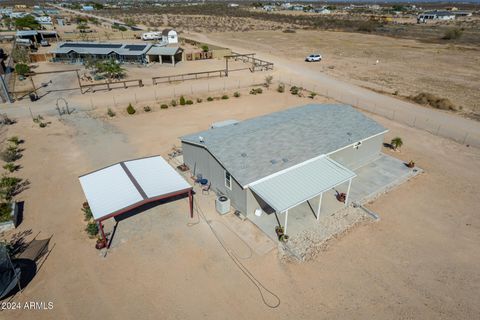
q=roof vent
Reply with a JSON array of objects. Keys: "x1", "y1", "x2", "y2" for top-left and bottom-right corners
[
  {"x1": 282, "y1": 158, "x2": 289, "y2": 163},
  {"x1": 270, "y1": 159, "x2": 278, "y2": 164},
  {"x1": 198, "y1": 136, "x2": 204, "y2": 143},
  {"x1": 241, "y1": 153, "x2": 247, "y2": 157}
]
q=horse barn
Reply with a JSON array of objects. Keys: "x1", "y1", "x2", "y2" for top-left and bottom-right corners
[
  {"x1": 181, "y1": 104, "x2": 391, "y2": 238},
  {"x1": 51, "y1": 42, "x2": 182, "y2": 65}
]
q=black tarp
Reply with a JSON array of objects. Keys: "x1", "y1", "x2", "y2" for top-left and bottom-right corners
[{"x1": 0, "y1": 244, "x2": 20, "y2": 299}]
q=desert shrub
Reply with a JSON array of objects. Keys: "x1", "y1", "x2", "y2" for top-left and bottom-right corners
[
  {"x1": 357, "y1": 21, "x2": 377, "y2": 33},
  {"x1": 309, "y1": 92, "x2": 317, "y2": 99},
  {"x1": 201, "y1": 45, "x2": 209, "y2": 52},
  {"x1": 32, "y1": 115, "x2": 43, "y2": 124},
  {"x1": 443, "y1": 28, "x2": 463, "y2": 40},
  {"x1": 0, "y1": 114, "x2": 15, "y2": 125},
  {"x1": 15, "y1": 63, "x2": 30, "y2": 76},
  {"x1": 171, "y1": 99, "x2": 177, "y2": 107},
  {"x1": 283, "y1": 29, "x2": 296, "y2": 33},
  {"x1": 161, "y1": 104, "x2": 168, "y2": 109},
  {"x1": 107, "y1": 108, "x2": 116, "y2": 117},
  {"x1": 250, "y1": 88, "x2": 263, "y2": 95},
  {"x1": 3, "y1": 163, "x2": 17, "y2": 173},
  {"x1": 196, "y1": 98, "x2": 203, "y2": 103},
  {"x1": 126, "y1": 103, "x2": 136, "y2": 114},
  {"x1": 82, "y1": 202, "x2": 93, "y2": 221},
  {"x1": 0, "y1": 202, "x2": 12, "y2": 223},
  {"x1": 221, "y1": 95, "x2": 229, "y2": 100},
  {"x1": 7, "y1": 137, "x2": 20, "y2": 145},
  {"x1": 411, "y1": 93, "x2": 456, "y2": 111},
  {"x1": 0, "y1": 146, "x2": 20, "y2": 162},
  {"x1": 390, "y1": 137, "x2": 403, "y2": 150},
  {"x1": 144, "y1": 105, "x2": 151, "y2": 112},
  {"x1": 290, "y1": 86, "x2": 300, "y2": 95},
  {"x1": 179, "y1": 96, "x2": 186, "y2": 105},
  {"x1": 0, "y1": 175, "x2": 24, "y2": 201},
  {"x1": 85, "y1": 221, "x2": 99, "y2": 237},
  {"x1": 233, "y1": 91, "x2": 240, "y2": 98},
  {"x1": 186, "y1": 100, "x2": 193, "y2": 105},
  {"x1": 39, "y1": 122, "x2": 47, "y2": 128},
  {"x1": 207, "y1": 97, "x2": 214, "y2": 101},
  {"x1": 277, "y1": 83, "x2": 285, "y2": 93},
  {"x1": 264, "y1": 75, "x2": 273, "y2": 88}
]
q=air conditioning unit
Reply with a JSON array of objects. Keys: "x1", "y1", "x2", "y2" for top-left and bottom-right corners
[{"x1": 215, "y1": 196, "x2": 231, "y2": 215}]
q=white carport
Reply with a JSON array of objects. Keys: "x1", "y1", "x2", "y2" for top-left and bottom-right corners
[
  {"x1": 79, "y1": 156, "x2": 193, "y2": 245},
  {"x1": 249, "y1": 156, "x2": 356, "y2": 234}
]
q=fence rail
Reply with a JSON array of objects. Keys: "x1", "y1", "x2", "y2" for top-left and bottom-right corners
[
  {"x1": 80, "y1": 79, "x2": 144, "y2": 93},
  {"x1": 152, "y1": 69, "x2": 227, "y2": 85}
]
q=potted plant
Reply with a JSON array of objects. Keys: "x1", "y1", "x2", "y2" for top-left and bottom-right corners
[
  {"x1": 407, "y1": 160, "x2": 415, "y2": 168},
  {"x1": 336, "y1": 192, "x2": 346, "y2": 203}
]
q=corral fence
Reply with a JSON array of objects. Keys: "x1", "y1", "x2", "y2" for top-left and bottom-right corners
[
  {"x1": 80, "y1": 79, "x2": 144, "y2": 94},
  {"x1": 277, "y1": 77, "x2": 480, "y2": 148},
  {"x1": 227, "y1": 52, "x2": 274, "y2": 73},
  {"x1": 152, "y1": 69, "x2": 227, "y2": 85}
]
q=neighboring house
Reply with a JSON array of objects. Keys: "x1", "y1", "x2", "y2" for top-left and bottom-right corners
[
  {"x1": 417, "y1": 11, "x2": 456, "y2": 23},
  {"x1": 34, "y1": 16, "x2": 52, "y2": 25},
  {"x1": 82, "y1": 6, "x2": 94, "y2": 11},
  {"x1": 51, "y1": 42, "x2": 182, "y2": 65},
  {"x1": 314, "y1": 7, "x2": 331, "y2": 14},
  {"x1": 181, "y1": 104, "x2": 387, "y2": 218},
  {"x1": 162, "y1": 29, "x2": 178, "y2": 44},
  {"x1": 9, "y1": 12, "x2": 28, "y2": 18}
]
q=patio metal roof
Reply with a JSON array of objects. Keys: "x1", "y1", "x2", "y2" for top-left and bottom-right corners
[
  {"x1": 250, "y1": 156, "x2": 356, "y2": 213},
  {"x1": 79, "y1": 156, "x2": 192, "y2": 221},
  {"x1": 146, "y1": 46, "x2": 182, "y2": 56}
]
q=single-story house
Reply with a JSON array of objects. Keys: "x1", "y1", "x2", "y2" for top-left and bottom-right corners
[
  {"x1": 417, "y1": 11, "x2": 456, "y2": 23},
  {"x1": 162, "y1": 29, "x2": 178, "y2": 44},
  {"x1": 16, "y1": 30, "x2": 58, "y2": 43},
  {"x1": 181, "y1": 104, "x2": 387, "y2": 225},
  {"x1": 51, "y1": 42, "x2": 182, "y2": 65}
]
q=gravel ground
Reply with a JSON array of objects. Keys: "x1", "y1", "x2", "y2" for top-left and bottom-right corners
[{"x1": 279, "y1": 206, "x2": 372, "y2": 262}]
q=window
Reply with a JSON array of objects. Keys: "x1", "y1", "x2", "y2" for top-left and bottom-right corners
[{"x1": 225, "y1": 171, "x2": 232, "y2": 190}]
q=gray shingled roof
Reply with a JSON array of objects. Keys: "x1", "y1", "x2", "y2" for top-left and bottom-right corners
[{"x1": 181, "y1": 104, "x2": 387, "y2": 187}]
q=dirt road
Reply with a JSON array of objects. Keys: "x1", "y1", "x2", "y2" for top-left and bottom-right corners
[{"x1": 187, "y1": 32, "x2": 480, "y2": 147}]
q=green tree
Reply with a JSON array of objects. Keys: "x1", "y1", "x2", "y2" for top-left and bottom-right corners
[
  {"x1": 390, "y1": 137, "x2": 403, "y2": 150},
  {"x1": 96, "y1": 60, "x2": 125, "y2": 80},
  {"x1": 14, "y1": 15, "x2": 40, "y2": 30},
  {"x1": 15, "y1": 63, "x2": 30, "y2": 76}
]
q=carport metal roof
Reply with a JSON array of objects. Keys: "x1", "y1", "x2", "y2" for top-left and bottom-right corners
[
  {"x1": 79, "y1": 156, "x2": 192, "y2": 222},
  {"x1": 249, "y1": 156, "x2": 356, "y2": 213}
]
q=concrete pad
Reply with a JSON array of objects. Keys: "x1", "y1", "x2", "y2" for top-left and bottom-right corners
[{"x1": 246, "y1": 153, "x2": 422, "y2": 241}]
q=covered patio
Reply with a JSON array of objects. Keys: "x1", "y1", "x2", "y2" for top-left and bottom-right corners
[
  {"x1": 249, "y1": 156, "x2": 356, "y2": 239},
  {"x1": 248, "y1": 154, "x2": 421, "y2": 241},
  {"x1": 79, "y1": 156, "x2": 193, "y2": 246}
]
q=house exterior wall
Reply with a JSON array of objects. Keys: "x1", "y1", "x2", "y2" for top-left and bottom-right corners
[
  {"x1": 182, "y1": 142, "x2": 247, "y2": 213},
  {"x1": 328, "y1": 132, "x2": 385, "y2": 170}
]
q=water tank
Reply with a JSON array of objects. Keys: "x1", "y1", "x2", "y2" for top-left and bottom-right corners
[{"x1": 215, "y1": 196, "x2": 231, "y2": 215}]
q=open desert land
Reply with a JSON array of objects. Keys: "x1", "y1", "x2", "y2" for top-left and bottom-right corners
[
  {"x1": 1, "y1": 86, "x2": 479, "y2": 318},
  {"x1": 201, "y1": 29, "x2": 480, "y2": 116}
]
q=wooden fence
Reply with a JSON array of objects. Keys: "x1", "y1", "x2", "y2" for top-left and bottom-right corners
[
  {"x1": 152, "y1": 69, "x2": 227, "y2": 85},
  {"x1": 80, "y1": 79, "x2": 144, "y2": 93}
]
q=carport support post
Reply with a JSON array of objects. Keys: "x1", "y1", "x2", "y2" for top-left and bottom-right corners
[
  {"x1": 284, "y1": 210, "x2": 289, "y2": 234},
  {"x1": 316, "y1": 193, "x2": 323, "y2": 221},
  {"x1": 345, "y1": 178, "x2": 352, "y2": 207},
  {"x1": 188, "y1": 190, "x2": 193, "y2": 218},
  {"x1": 98, "y1": 220, "x2": 107, "y2": 244}
]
